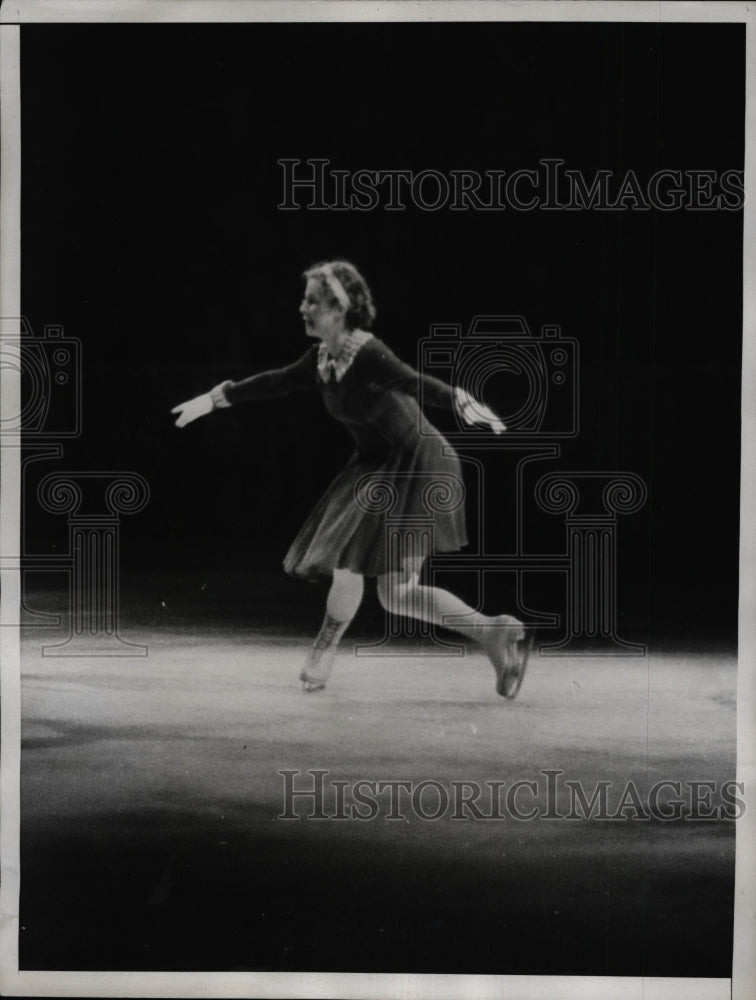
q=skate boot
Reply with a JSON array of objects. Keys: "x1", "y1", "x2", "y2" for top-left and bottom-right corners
[
  {"x1": 481, "y1": 615, "x2": 533, "y2": 699},
  {"x1": 300, "y1": 613, "x2": 350, "y2": 693}
]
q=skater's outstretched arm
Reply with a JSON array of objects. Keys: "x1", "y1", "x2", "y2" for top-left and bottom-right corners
[
  {"x1": 359, "y1": 340, "x2": 506, "y2": 434},
  {"x1": 359, "y1": 340, "x2": 455, "y2": 407},
  {"x1": 171, "y1": 346, "x2": 318, "y2": 427}
]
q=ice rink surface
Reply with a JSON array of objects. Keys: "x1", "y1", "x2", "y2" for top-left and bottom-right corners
[{"x1": 18, "y1": 604, "x2": 737, "y2": 978}]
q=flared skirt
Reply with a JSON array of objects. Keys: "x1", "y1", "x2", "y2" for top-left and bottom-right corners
[{"x1": 283, "y1": 434, "x2": 468, "y2": 580}]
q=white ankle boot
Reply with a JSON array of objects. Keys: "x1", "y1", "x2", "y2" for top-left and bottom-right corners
[
  {"x1": 300, "y1": 613, "x2": 351, "y2": 692},
  {"x1": 480, "y1": 615, "x2": 532, "y2": 699}
]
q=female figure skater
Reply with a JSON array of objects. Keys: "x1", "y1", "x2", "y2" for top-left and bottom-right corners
[{"x1": 172, "y1": 260, "x2": 531, "y2": 698}]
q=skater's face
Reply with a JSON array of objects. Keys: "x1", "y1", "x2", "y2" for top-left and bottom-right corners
[{"x1": 300, "y1": 278, "x2": 345, "y2": 341}]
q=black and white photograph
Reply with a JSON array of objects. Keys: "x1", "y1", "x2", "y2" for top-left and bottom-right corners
[{"x1": 0, "y1": 1, "x2": 753, "y2": 998}]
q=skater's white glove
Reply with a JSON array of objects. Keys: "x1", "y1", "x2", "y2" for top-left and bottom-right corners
[
  {"x1": 455, "y1": 387, "x2": 506, "y2": 435},
  {"x1": 171, "y1": 382, "x2": 231, "y2": 428}
]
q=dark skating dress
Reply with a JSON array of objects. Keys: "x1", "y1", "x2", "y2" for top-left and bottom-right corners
[{"x1": 222, "y1": 331, "x2": 468, "y2": 579}]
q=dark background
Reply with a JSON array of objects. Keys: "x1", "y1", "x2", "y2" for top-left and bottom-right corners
[{"x1": 20, "y1": 21, "x2": 744, "y2": 642}]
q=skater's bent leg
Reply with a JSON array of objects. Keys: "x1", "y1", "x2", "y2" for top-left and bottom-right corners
[
  {"x1": 377, "y1": 557, "x2": 529, "y2": 697},
  {"x1": 301, "y1": 569, "x2": 364, "y2": 691},
  {"x1": 376, "y1": 557, "x2": 489, "y2": 638}
]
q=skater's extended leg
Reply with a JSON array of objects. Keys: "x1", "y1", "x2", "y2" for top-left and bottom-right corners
[
  {"x1": 301, "y1": 568, "x2": 364, "y2": 692},
  {"x1": 376, "y1": 557, "x2": 531, "y2": 698},
  {"x1": 376, "y1": 560, "x2": 488, "y2": 635}
]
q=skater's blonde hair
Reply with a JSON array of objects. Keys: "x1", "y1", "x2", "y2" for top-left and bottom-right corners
[{"x1": 304, "y1": 260, "x2": 376, "y2": 331}]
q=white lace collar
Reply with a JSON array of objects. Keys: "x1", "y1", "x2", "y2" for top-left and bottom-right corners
[{"x1": 317, "y1": 329, "x2": 373, "y2": 383}]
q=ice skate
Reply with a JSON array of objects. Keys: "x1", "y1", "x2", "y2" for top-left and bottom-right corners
[
  {"x1": 481, "y1": 615, "x2": 531, "y2": 699},
  {"x1": 499, "y1": 628, "x2": 533, "y2": 699},
  {"x1": 299, "y1": 655, "x2": 333, "y2": 693},
  {"x1": 299, "y1": 613, "x2": 349, "y2": 693}
]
